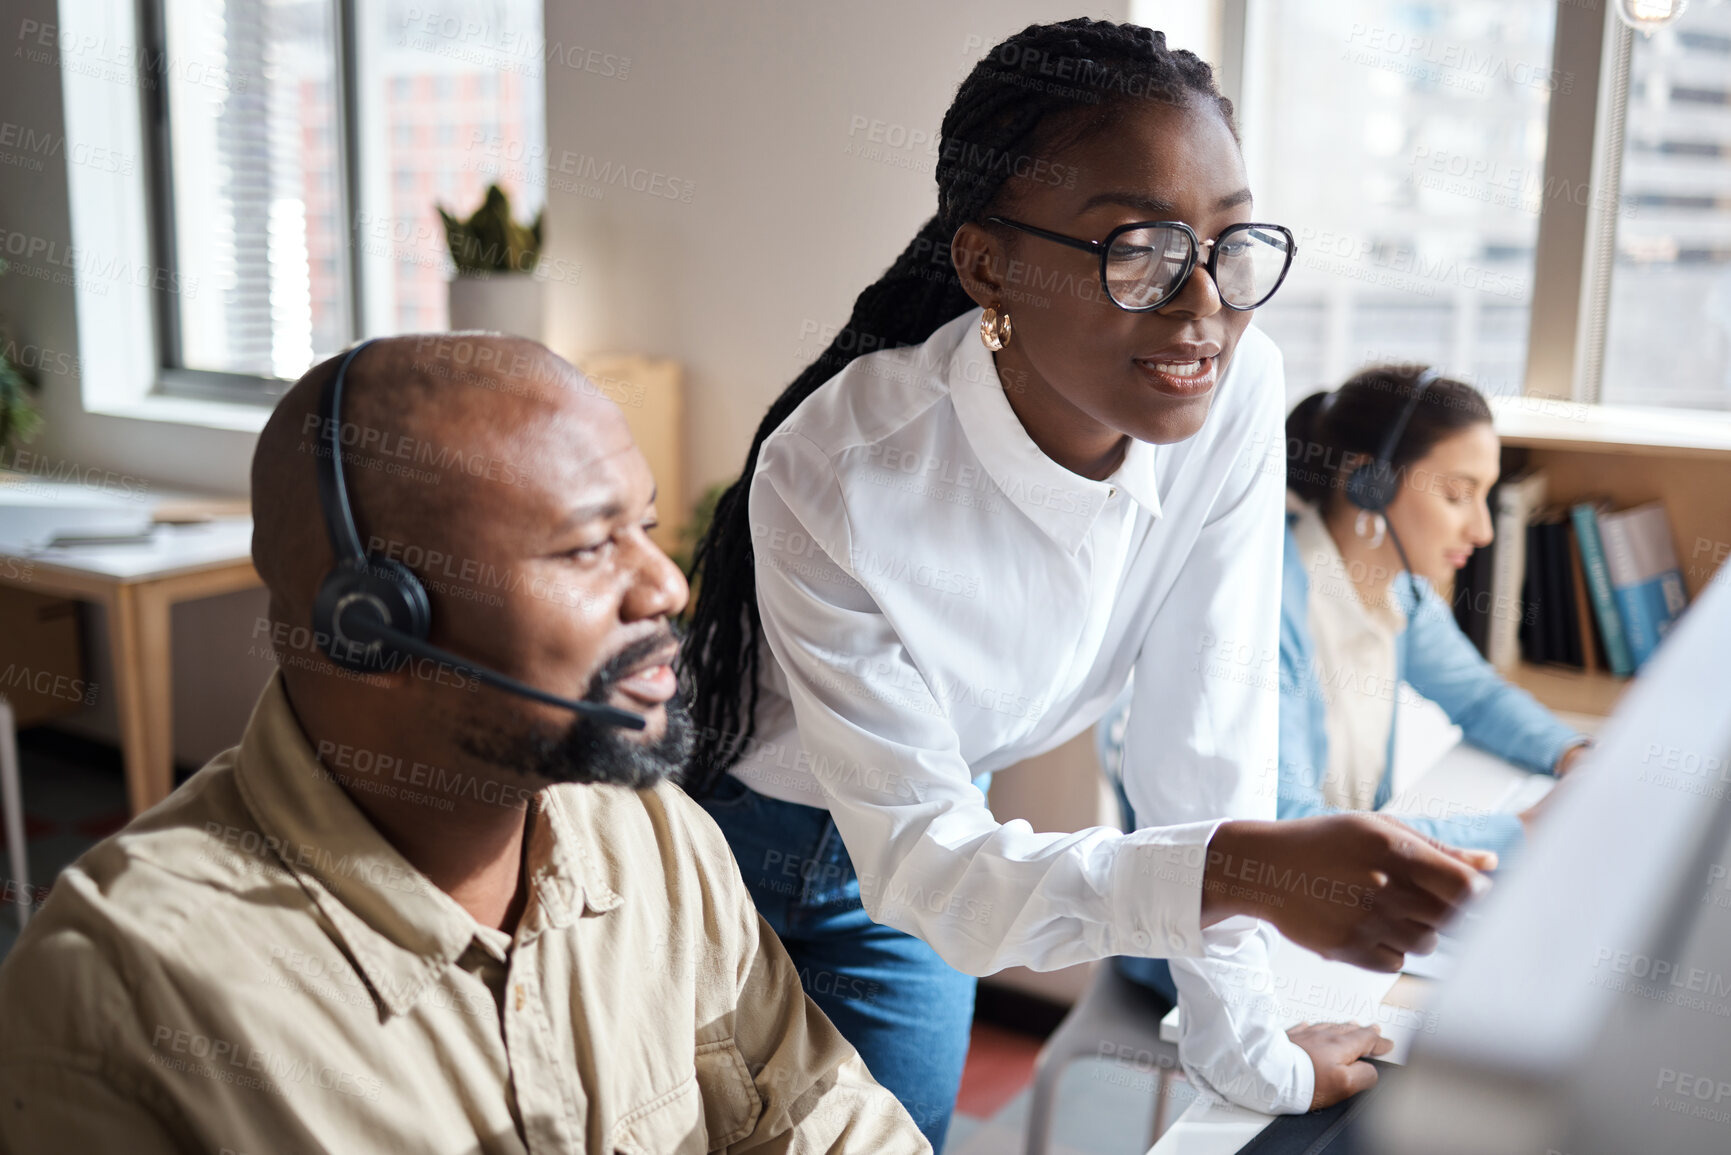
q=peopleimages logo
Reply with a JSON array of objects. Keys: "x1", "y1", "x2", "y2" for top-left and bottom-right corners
[
  {"x1": 464, "y1": 133, "x2": 694, "y2": 204},
  {"x1": 0, "y1": 228, "x2": 197, "y2": 297}
]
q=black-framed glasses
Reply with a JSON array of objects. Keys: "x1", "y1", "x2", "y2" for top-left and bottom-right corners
[{"x1": 986, "y1": 216, "x2": 1297, "y2": 313}]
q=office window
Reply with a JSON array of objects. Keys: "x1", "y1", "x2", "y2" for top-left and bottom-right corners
[
  {"x1": 150, "y1": 0, "x2": 546, "y2": 394},
  {"x1": 159, "y1": 0, "x2": 348, "y2": 381},
  {"x1": 1238, "y1": 0, "x2": 1558, "y2": 403},
  {"x1": 1600, "y1": 9, "x2": 1731, "y2": 412},
  {"x1": 354, "y1": 0, "x2": 546, "y2": 336}
]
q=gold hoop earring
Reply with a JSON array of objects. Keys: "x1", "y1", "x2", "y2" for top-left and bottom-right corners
[{"x1": 979, "y1": 307, "x2": 1012, "y2": 351}]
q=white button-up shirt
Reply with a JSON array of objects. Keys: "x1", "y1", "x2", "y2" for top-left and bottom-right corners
[{"x1": 734, "y1": 307, "x2": 1310, "y2": 1112}]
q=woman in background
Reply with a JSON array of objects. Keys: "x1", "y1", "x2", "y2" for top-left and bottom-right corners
[{"x1": 1275, "y1": 365, "x2": 1590, "y2": 850}]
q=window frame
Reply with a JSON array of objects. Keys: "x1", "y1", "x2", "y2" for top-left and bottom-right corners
[
  {"x1": 139, "y1": 0, "x2": 365, "y2": 405},
  {"x1": 1524, "y1": 0, "x2": 1638, "y2": 407}
]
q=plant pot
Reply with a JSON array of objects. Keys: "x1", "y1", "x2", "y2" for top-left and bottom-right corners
[{"x1": 447, "y1": 273, "x2": 545, "y2": 341}]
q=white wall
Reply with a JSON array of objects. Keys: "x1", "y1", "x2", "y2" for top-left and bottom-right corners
[
  {"x1": 540, "y1": 0, "x2": 1132, "y2": 507},
  {"x1": 540, "y1": 3, "x2": 1164, "y2": 1007}
]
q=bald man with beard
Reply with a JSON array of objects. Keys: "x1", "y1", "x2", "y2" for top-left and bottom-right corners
[{"x1": 0, "y1": 336, "x2": 927, "y2": 1154}]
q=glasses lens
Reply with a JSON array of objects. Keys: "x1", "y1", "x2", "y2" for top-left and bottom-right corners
[
  {"x1": 1104, "y1": 226, "x2": 1193, "y2": 309},
  {"x1": 1213, "y1": 226, "x2": 1293, "y2": 308}
]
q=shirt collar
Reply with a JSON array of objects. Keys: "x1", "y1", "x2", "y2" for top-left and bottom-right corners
[
  {"x1": 1288, "y1": 496, "x2": 1404, "y2": 636},
  {"x1": 233, "y1": 674, "x2": 620, "y2": 1016},
  {"x1": 947, "y1": 308, "x2": 1161, "y2": 554}
]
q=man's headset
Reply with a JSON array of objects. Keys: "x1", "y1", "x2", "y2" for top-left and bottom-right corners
[{"x1": 308, "y1": 339, "x2": 646, "y2": 731}]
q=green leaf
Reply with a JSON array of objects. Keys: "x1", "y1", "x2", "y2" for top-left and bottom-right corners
[
  {"x1": 0, "y1": 257, "x2": 44, "y2": 455},
  {"x1": 438, "y1": 183, "x2": 543, "y2": 275}
]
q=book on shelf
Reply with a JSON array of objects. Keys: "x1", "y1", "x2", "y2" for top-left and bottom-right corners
[
  {"x1": 1566, "y1": 517, "x2": 1604, "y2": 674},
  {"x1": 1542, "y1": 509, "x2": 1583, "y2": 668},
  {"x1": 1490, "y1": 467, "x2": 1548, "y2": 670},
  {"x1": 1518, "y1": 507, "x2": 1586, "y2": 671},
  {"x1": 1519, "y1": 518, "x2": 1547, "y2": 665},
  {"x1": 1570, "y1": 500, "x2": 1635, "y2": 677},
  {"x1": 1596, "y1": 501, "x2": 1689, "y2": 669}
]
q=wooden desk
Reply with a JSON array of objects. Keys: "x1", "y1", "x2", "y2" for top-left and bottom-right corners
[{"x1": 0, "y1": 518, "x2": 259, "y2": 815}]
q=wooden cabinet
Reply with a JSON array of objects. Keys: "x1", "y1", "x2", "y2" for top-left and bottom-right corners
[
  {"x1": 0, "y1": 586, "x2": 87, "y2": 729},
  {"x1": 577, "y1": 353, "x2": 686, "y2": 556}
]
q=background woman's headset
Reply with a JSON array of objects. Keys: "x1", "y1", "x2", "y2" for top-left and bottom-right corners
[
  {"x1": 308, "y1": 340, "x2": 646, "y2": 730},
  {"x1": 1340, "y1": 367, "x2": 1442, "y2": 753},
  {"x1": 1343, "y1": 366, "x2": 1442, "y2": 517}
]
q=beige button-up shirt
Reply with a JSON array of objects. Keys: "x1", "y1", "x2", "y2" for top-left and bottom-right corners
[{"x1": 0, "y1": 676, "x2": 925, "y2": 1154}]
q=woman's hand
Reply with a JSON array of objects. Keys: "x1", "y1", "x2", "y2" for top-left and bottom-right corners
[
  {"x1": 1525, "y1": 740, "x2": 1590, "y2": 831},
  {"x1": 1554, "y1": 740, "x2": 1591, "y2": 778},
  {"x1": 1202, "y1": 814, "x2": 1493, "y2": 971},
  {"x1": 1288, "y1": 1022, "x2": 1391, "y2": 1110}
]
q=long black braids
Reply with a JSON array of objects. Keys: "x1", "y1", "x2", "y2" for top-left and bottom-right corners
[{"x1": 680, "y1": 18, "x2": 1237, "y2": 795}]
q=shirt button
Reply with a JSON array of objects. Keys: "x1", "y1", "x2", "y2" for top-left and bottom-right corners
[
  {"x1": 514, "y1": 984, "x2": 526, "y2": 1011},
  {"x1": 1131, "y1": 930, "x2": 1151, "y2": 949},
  {"x1": 1169, "y1": 933, "x2": 1186, "y2": 951}
]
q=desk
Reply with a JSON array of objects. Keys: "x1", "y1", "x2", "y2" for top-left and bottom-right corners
[
  {"x1": 1146, "y1": 723, "x2": 1602, "y2": 1155},
  {"x1": 0, "y1": 517, "x2": 258, "y2": 815}
]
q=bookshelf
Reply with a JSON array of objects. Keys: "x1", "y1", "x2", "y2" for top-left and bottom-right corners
[{"x1": 1492, "y1": 401, "x2": 1731, "y2": 717}]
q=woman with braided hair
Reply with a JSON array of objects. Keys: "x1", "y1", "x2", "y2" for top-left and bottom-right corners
[{"x1": 683, "y1": 19, "x2": 1495, "y2": 1145}]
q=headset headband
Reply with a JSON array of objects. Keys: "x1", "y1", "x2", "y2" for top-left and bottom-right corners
[
  {"x1": 316, "y1": 339, "x2": 377, "y2": 569},
  {"x1": 1368, "y1": 366, "x2": 1442, "y2": 474},
  {"x1": 307, "y1": 337, "x2": 647, "y2": 731}
]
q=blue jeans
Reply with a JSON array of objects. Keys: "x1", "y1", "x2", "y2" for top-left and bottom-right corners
[{"x1": 701, "y1": 774, "x2": 977, "y2": 1152}]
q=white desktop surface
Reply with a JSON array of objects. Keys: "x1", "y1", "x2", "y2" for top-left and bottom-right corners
[
  {"x1": 3, "y1": 517, "x2": 256, "y2": 581},
  {"x1": 1145, "y1": 718, "x2": 1598, "y2": 1155},
  {"x1": 0, "y1": 474, "x2": 253, "y2": 580}
]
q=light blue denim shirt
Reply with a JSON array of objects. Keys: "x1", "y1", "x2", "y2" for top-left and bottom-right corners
[{"x1": 1277, "y1": 510, "x2": 1584, "y2": 856}]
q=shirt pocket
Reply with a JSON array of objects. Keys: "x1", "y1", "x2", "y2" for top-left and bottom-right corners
[{"x1": 611, "y1": 1037, "x2": 762, "y2": 1154}]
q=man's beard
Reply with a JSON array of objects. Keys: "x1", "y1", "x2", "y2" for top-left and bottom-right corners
[{"x1": 458, "y1": 632, "x2": 693, "y2": 789}]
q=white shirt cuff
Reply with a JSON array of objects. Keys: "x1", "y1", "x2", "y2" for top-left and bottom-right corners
[
  {"x1": 1197, "y1": 1030, "x2": 1314, "y2": 1114},
  {"x1": 1110, "y1": 819, "x2": 1223, "y2": 958}
]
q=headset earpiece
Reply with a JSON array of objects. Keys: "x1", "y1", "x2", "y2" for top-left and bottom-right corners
[
  {"x1": 312, "y1": 557, "x2": 432, "y2": 672},
  {"x1": 1344, "y1": 458, "x2": 1399, "y2": 512},
  {"x1": 1342, "y1": 366, "x2": 1442, "y2": 515}
]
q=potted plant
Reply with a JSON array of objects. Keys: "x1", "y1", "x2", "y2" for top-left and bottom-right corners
[
  {"x1": 438, "y1": 184, "x2": 546, "y2": 339},
  {"x1": 0, "y1": 258, "x2": 44, "y2": 467}
]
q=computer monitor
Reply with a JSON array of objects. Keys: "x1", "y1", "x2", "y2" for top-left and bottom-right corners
[{"x1": 1368, "y1": 568, "x2": 1731, "y2": 1154}]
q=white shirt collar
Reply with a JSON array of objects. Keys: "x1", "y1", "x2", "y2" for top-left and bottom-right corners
[
  {"x1": 1288, "y1": 495, "x2": 1404, "y2": 638},
  {"x1": 947, "y1": 309, "x2": 1162, "y2": 554}
]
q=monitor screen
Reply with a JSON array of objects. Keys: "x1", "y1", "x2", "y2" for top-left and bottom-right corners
[{"x1": 1369, "y1": 569, "x2": 1731, "y2": 1155}]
